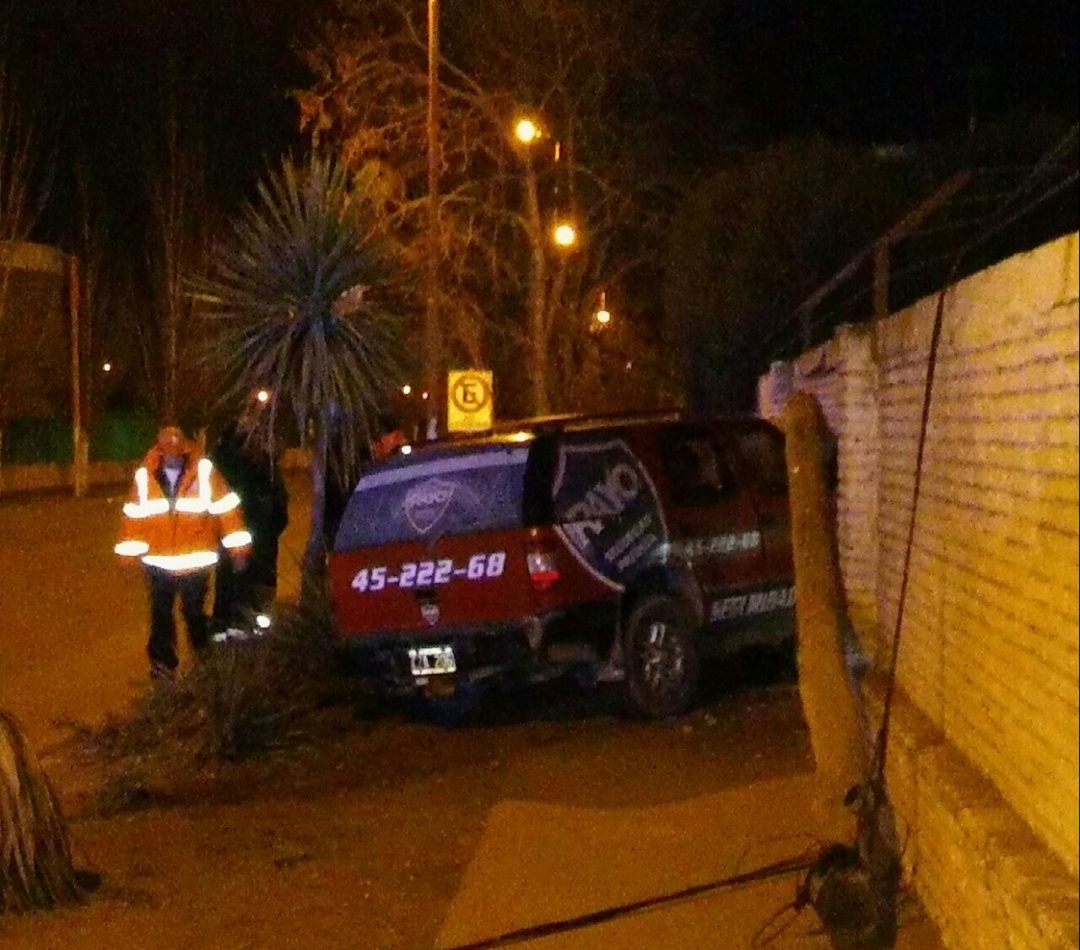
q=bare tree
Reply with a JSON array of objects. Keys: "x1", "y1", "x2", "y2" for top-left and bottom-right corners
[
  {"x1": 0, "y1": 38, "x2": 54, "y2": 480},
  {"x1": 142, "y1": 60, "x2": 215, "y2": 423},
  {"x1": 297, "y1": 0, "x2": 677, "y2": 417}
]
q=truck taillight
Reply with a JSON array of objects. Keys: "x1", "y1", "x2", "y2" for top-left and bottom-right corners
[{"x1": 526, "y1": 545, "x2": 560, "y2": 591}]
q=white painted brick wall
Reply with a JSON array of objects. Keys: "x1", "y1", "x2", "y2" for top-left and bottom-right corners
[{"x1": 760, "y1": 233, "x2": 1080, "y2": 949}]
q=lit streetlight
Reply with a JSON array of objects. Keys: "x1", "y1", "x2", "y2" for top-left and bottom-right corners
[
  {"x1": 552, "y1": 221, "x2": 577, "y2": 248},
  {"x1": 256, "y1": 388, "x2": 271, "y2": 404},
  {"x1": 514, "y1": 117, "x2": 541, "y2": 145},
  {"x1": 402, "y1": 384, "x2": 413, "y2": 396},
  {"x1": 102, "y1": 361, "x2": 112, "y2": 373},
  {"x1": 594, "y1": 290, "x2": 611, "y2": 327}
]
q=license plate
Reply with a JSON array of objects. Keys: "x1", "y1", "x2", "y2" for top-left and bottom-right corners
[{"x1": 408, "y1": 645, "x2": 456, "y2": 677}]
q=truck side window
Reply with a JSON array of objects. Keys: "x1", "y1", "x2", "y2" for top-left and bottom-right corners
[
  {"x1": 733, "y1": 428, "x2": 788, "y2": 496},
  {"x1": 664, "y1": 435, "x2": 731, "y2": 507}
]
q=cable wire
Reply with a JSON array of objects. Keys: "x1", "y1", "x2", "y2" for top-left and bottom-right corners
[
  {"x1": 872, "y1": 129, "x2": 1079, "y2": 783},
  {"x1": 439, "y1": 853, "x2": 819, "y2": 950}
]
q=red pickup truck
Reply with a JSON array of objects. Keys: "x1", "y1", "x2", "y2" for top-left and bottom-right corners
[{"x1": 329, "y1": 411, "x2": 794, "y2": 718}]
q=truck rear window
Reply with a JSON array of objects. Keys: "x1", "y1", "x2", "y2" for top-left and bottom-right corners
[{"x1": 333, "y1": 444, "x2": 531, "y2": 550}]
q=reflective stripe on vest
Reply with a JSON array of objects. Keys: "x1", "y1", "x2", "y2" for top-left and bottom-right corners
[
  {"x1": 222, "y1": 529, "x2": 253, "y2": 549},
  {"x1": 123, "y1": 467, "x2": 171, "y2": 518},
  {"x1": 142, "y1": 551, "x2": 220, "y2": 571}
]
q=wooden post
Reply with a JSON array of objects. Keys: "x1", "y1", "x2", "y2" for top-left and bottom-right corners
[{"x1": 68, "y1": 255, "x2": 88, "y2": 497}]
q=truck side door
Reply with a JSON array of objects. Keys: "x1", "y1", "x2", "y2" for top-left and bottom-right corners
[
  {"x1": 658, "y1": 425, "x2": 763, "y2": 619},
  {"x1": 723, "y1": 421, "x2": 793, "y2": 586}
]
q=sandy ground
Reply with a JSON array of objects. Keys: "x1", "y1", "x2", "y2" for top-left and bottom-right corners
[{"x1": 0, "y1": 478, "x2": 942, "y2": 948}]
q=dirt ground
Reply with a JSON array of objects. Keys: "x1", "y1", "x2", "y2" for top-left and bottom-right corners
[
  {"x1": 4, "y1": 665, "x2": 812, "y2": 949},
  {"x1": 0, "y1": 477, "x2": 934, "y2": 949}
]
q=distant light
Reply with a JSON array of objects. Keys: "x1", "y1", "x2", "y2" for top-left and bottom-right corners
[
  {"x1": 553, "y1": 223, "x2": 577, "y2": 247},
  {"x1": 514, "y1": 118, "x2": 540, "y2": 145},
  {"x1": 507, "y1": 431, "x2": 531, "y2": 443},
  {"x1": 102, "y1": 362, "x2": 112, "y2": 373},
  {"x1": 256, "y1": 389, "x2": 270, "y2": 403},
  {"x1": 402, "y1": 384, "x2": 412, "y2": 396},
  {"x1": 595, "y1": 309, "x2": 611, "y2": 326},
  {"x1": 626, "y1": 361, "x2": 633, "y2": 370},
  {"x1": 400, "y1": 444, "x2": 413, "y2": 455},
  {"x1": 255, "y1": 614, "x2": 272, "y2": 630},
  {"x1": 421, "y1": 391, "x2": 429, "y2": 400}
]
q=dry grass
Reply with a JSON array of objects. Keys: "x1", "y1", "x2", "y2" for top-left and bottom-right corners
[{"x1": 77, "y1": 595, "x2": 345, "y2": 813}]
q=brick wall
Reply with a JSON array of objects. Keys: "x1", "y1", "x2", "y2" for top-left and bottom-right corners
[{"x1": 759, "y1": 233, "x2": 1079, "y2": 949}]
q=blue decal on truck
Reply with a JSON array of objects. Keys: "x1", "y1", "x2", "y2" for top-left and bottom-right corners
[{"x1": 552, "y1": 439, "x2": 667, "y2": 590}]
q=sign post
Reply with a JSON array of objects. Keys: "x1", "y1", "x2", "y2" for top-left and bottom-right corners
[{"x1": 446, "y1": 370, "x2": 494, "y2": 433}]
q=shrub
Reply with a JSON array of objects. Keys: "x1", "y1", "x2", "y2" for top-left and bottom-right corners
[{"x1": 84, "y1": 592, "x2": 344, "y2": 795}]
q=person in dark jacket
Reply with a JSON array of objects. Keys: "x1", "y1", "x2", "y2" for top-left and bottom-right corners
[{"x1": 209, "y1": 411, "x2": 289, "y2": 630}]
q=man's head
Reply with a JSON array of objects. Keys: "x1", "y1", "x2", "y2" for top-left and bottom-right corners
[{"x1": 155, "y1": 425, "x2": 190, "y2": 466}]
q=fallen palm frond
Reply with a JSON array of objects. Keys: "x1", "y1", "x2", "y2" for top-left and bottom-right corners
[
  {"x1": 0, "y1": 711, "x2": 84, "y2": 914},
  {"x1": 77, "y1": 592, "x2": 347, "y2": 811}
]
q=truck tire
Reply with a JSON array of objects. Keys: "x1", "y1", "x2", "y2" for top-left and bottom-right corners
[{"x1": 621, "y1": 594, "x2": 700, "y2": 718}]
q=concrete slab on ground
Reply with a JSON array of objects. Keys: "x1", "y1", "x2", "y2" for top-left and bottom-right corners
[{"x1": 436, "y1": 772, "x2": 943, "y2": 949}]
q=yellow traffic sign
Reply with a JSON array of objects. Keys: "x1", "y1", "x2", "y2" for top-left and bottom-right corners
[{"x1": 447, "y1": 370, "x2": 494, "y2": 433}]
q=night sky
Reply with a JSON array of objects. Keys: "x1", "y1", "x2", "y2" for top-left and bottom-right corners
[{"x1": 3, "y1": 0, "x2": 1077, "y2": 244}]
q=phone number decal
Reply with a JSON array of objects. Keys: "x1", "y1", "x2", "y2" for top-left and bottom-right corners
[{"x1": 350, "y1": 552, "x2": 507, "y2": 593}]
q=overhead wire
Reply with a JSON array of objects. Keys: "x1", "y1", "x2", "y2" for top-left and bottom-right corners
[
  {"x1": 872, "y1": 125, "x2": 1078, "y2": 784},
  {"x1": 784, "y1": 133, "x2": 1077, "y2": 349}
]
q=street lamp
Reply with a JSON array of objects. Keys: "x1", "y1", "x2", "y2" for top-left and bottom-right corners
[
  {"x1": 423, "y1": 0, "x2": 441, "y2": 439},
  {"x1": 594, "y1": 291, "x2": 611, "y2": 327},
  {"x1": 552, "y1": 221, "x2": 577, "y2": 248},
  {"x1": 512, "y1": 112, "x2": 582, "y2": 414},
  {"x1": 514, "y1": 117, "x2": 541, "y2": 145}
]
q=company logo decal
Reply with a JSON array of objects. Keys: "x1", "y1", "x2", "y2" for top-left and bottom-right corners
[
  {"x1": 710, "y1": 585, "x2": 795, "y2": 622},
  {"x1": 552, "y1": 439, "x2": 667, "y2": 590},
  {"x1": 404, "y1": 478, "x2": 456, "y2": 535}
]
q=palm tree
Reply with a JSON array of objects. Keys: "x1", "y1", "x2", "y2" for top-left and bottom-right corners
[
  {"x1": 1, "y1": 712, "x2": 84, "y2": 913},
  {"x1": 196, "y1": 153, "x2": 403, "y2": 601}
]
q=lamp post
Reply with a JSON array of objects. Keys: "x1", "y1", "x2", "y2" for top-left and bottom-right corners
[
  {"x1": 593, "y1": 290, "x2": 611, "y2": 329},
  {"x1": 513, "y1": 114, "x2": 580, "y2": 415},
  {"x1": 516, "y1": 115, "x2": 549, "y2": 414},
  {"x1": 422, "y1": 0, "x2": 441, "y2": 439}
]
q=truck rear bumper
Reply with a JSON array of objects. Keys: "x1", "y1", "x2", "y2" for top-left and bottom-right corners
[{"x1": 340, "y1": 618, "x2": 556, "y2": 693}]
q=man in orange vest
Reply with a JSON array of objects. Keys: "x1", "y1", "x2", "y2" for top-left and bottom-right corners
[{"x1": 115, "y1": 425, "x2": 252, "y2": 682}]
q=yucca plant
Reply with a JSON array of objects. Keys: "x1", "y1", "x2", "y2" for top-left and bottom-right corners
[
  {"x1": 195, "y1": 152, "x2": 404, "y2": 602},
  {"x1": 1, "y1": 711, "x2": 84, "y2": 914}
]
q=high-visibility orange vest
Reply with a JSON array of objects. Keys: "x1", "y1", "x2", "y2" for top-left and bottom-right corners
[
  {"x1": 373, "y1": 429, "x2": 407, "y2": 460},
  {"x1": 115, "y1": 448, "x2": 252, "y2": 573}
]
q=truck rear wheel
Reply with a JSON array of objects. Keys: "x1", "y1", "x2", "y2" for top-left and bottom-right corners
[{"x1": 621, "y1": 594, "x2": 700, "y2": 718}]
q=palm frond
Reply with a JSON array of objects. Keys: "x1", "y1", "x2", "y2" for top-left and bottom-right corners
[
  {"x1": 1, "y1": 712, "x2": 84, "y2": 914},
  {"x1": 194, "y1": 152, "x2": 406, "y2": 476}
]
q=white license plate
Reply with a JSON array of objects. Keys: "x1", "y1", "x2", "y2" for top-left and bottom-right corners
[{"x1": 408, "y1": 645, "x2": 456, "y2": 677}]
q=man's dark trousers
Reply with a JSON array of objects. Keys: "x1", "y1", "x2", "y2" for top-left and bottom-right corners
[{"x1": 145, "y1": 565, "x2": 210, "y2": 671}]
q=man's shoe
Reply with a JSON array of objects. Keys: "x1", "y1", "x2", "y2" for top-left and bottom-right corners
[{"x1": 149, "y1": 661, "x2": 177, "y2": 684}]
